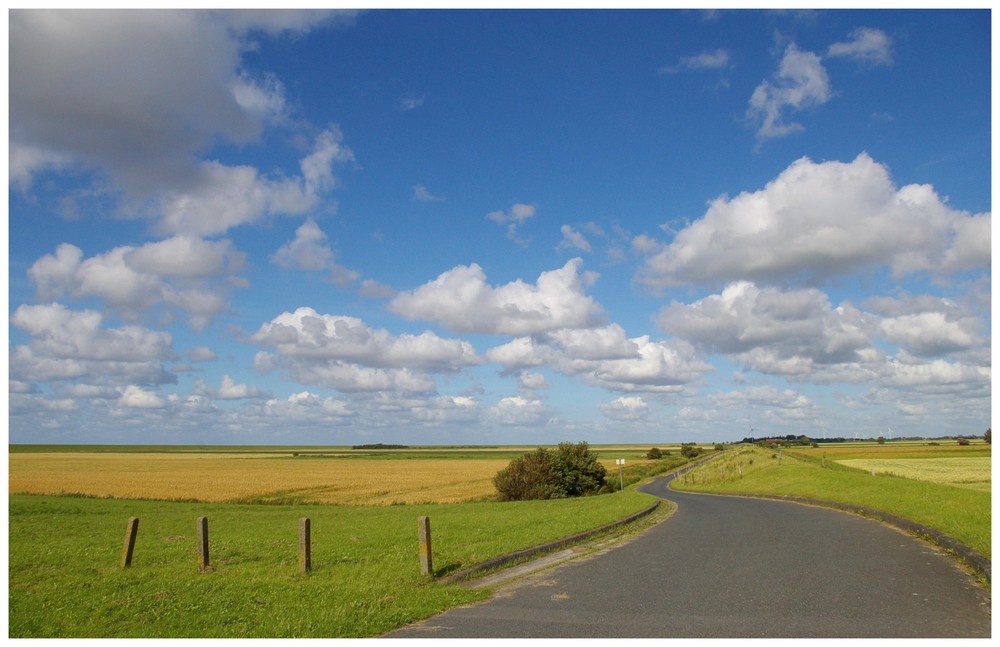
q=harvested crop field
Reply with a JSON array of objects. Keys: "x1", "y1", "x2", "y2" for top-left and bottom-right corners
[
  {"x1": 8, "y1": 452, "x2": 512, "y2": 505},
  {"x1": 839, "y1": 457, "x2": 991, "y2": 492}
]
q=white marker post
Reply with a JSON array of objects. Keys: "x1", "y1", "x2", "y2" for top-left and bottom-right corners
[{"x1": 616, "y1": 458, "x2": 625, "y2": 492}]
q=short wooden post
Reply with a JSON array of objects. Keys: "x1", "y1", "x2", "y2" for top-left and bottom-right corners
[
  {"x1": 299, "y1": 518, "x2": 312, "y2": 574},
  {"x1": 418, "y1": 515, "x2": 433, "y2": 576},
  {"x1": 196, "y1": 516, "x2": 210, "y2": 572},
  {"x1": 120, "y1": 517, "x2": 139, "y2": 568}
]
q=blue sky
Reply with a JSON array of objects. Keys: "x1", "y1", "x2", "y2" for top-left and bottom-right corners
[{"x1": 8, "y1": 8, "x2": 992, "y2": 445}]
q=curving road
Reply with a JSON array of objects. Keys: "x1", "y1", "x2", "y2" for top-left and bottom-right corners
[{"x1": 387, "y1": 474, "x2": 990, "y2": 638}]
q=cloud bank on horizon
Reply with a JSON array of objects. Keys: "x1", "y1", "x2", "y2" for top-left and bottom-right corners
[{"x1": 8, "y1": 9, "x2": 991, "y2": 445}]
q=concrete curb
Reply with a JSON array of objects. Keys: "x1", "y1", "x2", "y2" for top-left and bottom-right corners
[
  {"x1": 724, "y1": 492, "x2": 991, "y2": 585},
  {"x1": 437, "y1": 499, "x2": 662, "y2": 585}
]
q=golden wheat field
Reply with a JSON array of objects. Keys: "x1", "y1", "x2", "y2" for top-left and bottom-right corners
[
  {"x1": 8, "y1": 452, "x2": 514, "y2": 505},
  {"x1": 838, "y1": 457, "x2": 992, "y2": 492}
]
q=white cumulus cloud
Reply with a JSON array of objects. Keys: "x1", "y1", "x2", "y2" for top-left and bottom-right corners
[
  {"x1": 28, "y1": 237, "x2": 246, "y2": 329},
  {"x1": 11, "y1": 303, "x2": 173, "y2": 367},
  {"x1": 118, "y1": 385, "x2": 167, "y2": 409},
  {"x1": 827, "y1": 27, "x2": 893, "y2": 66},
  {"x1": 599, "y1": 396, "x2": 650, "y2": 421},
  {"x1": 636, "y1": 154, "x2": 991, "y2": 290},
  {"x1": 660, "y1": 48, "x2": 730, "y2": 74},
  {"x1": 389, "y1": 258, "x2": 604, "y2": 336},
  {"x1": 657, "y1": 281, "x2": 877, "y2": 380},
  {"x1": 9, "y1": 9, "x2": 346, "y2": 196},
  {"x1": 156, "y1": 128, "x2": 353, "y2": 237},
  {"x1": 747, "y1": 43, "x2": 830, "y2": 142},
  {"x1": 487, "y1": 325, "x2": 712, "y2": 394},
  {"x1": 487, "y1": 203, "x2": 537, "y2": 246},
  {"x1": 557, "y1": 225, "x2": 592, "y2": 253},
  {"x1": 879, "y1": 312, "x2": 983, "y2": 357},
  {"x1": 10, "y1": 312, "x2": 176, "y2": 386},
  {"x1": 251, "y1": 307, "x2": 480, "y2": 394},
  {"x1": 487, "y1": 396, "x2": 552, "y2": 427},
  {"x1": 195, "y1": 375, "x2": 269, "y2": 400},
  {"x1": 270, "y1": 218, "x2": 359, "y2": 287}
]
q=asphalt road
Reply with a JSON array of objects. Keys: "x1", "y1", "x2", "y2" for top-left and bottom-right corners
[{"x1": 387, "y1": 474, "x2": 991, "y2": 638}]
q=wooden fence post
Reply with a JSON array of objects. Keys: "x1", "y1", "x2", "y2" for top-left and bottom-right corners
[
  {"x1": 299, "y1": 518, "x2": 312, "y2": 574},
  {"x1": 196, "y1": 516, "x2": 210, "y2": 572},
  {"x1": 120, "y1": 517, "x2": 139, "y2": 568},
  {"x1": 418, "y1": 516, "x2": 433, "y2": 577}
]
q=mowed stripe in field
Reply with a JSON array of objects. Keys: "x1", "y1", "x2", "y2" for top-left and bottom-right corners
[
  {"x1": 8, "y1": 453, "x2": 513, "y2": 504},
  {"x1": 838, "y1": 457, "x2": 991, "y2": 492}
]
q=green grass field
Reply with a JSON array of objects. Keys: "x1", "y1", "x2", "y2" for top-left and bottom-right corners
[
  {"x1": 9, "y1": 490, "x2": 660, "y2": 637},
  {"x1": 672, "y1": 444, "x2": 991, "y2": 559},
  {"x1": 9, "y1": 443, "x2": 690, "y2": 638},
  {"x1": 11, "y1": 440, "x2": 987, "y2": 637}
]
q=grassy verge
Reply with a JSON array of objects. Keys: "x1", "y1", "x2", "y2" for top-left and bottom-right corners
[
  {"x1": 9, "y1": 489, "x2": 656, "y2": 638},
  {"x1": 671, "y1": 445, "x2": 990, "y2": 559},
  {"x1": 610, "y1": 452, "x2": 698, "y2": 490}
]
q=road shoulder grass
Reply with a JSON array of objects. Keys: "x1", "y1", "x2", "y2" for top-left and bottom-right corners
[
  {"x1": 9, "y1": 488, "x2": 657, "y2": 638},
  {"x1": 671, "y1": 445, "x2": 990, "y2": 561}
]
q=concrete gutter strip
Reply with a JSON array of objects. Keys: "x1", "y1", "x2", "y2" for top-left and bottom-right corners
[
  {"x1": 735, "y1": 493, "x2": 991, "y2": 585},
  {"x1": 437, "y1": 500, "x2": 661, "y2": 585}
]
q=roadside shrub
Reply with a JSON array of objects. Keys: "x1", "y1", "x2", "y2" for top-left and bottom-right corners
[
  {"x1": 493, "y1": 442, "x2": 608, "y2": 501},
  {"x1": 680, "y1": 443, "x2": 701, "y2": 459},
  {"x1": 492, "y1": 448, "x2": 562, "y2": 501},
  {"x1": 646, "y1": 447, "x2": 663, "y2": 460},
  {"x1": 554, "y1": 442, "x2": 608, "y2": 496}
]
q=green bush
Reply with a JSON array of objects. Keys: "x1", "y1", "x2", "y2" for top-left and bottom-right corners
[
  {"x1": 492, "y1": 448, "x2": 561, "y2": 501},
  {"x1": 646, "y1": 447, "x2": 663, "y2": 459},
  {"x1": 494, "y1": 442, "x2": 608, "y2": 501},
  {"x1": 680, "y1": 443, "x2": 701, "y2": 459}
]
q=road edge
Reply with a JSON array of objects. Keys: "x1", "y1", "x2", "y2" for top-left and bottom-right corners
[
  {"x1": 719, "y1": 491, "x2": 991, "y2": 585},
  {"x1": 436, "y1": 499, "x2": 662, "y2": 585},
  {"x1": 434, "y1": 454, "x2": 719, "y2": 588},
  {"x1": 667, "y1": 451, "x2": 991, "y2": 585}
]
